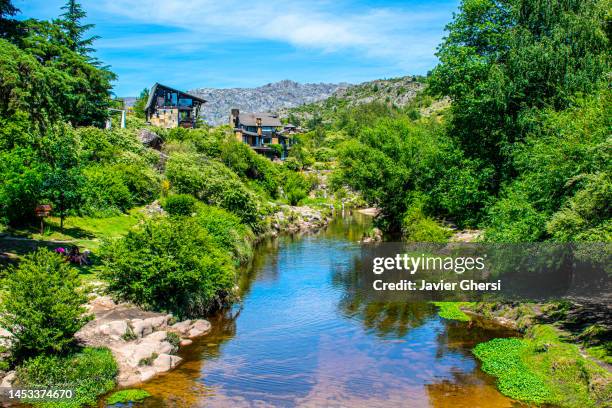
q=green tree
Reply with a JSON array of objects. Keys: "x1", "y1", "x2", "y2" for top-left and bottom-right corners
[
  {"x1": 0, "y1": 0, "x2": 18, "y2": 38},
  {"x1": 133, "y1": 88, "x2": 149, "y2": 119},
  {"x1": 0, "y1": 249, "x2": 90, "y2": 360},
  {"x1": 58, "y1": 0, "x2": 99, "y2": 56},
  {"x1": 430, "y1": 0, "x2": 610, "y2": 183}
]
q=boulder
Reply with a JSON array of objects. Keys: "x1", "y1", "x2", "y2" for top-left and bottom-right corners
[
  {"x1": 97, "y1": 320, "x2": 128, "y2": 339},
  {"x1": 143, "y1": 330, "x2": 167, "y2": 343},
  {"x1": 0, "y1": 371, "x2": 16, "y2": 387},
  {"x1": 170, "y1": 320, "x2": 192, "y2": 335},
  {"x1": 152, "y1": 353, "x2": 182, "y2": 372},
  {"x1": 179, "y1": 339, "x2": 193, "y2": 347},
  {"x1": 139, "y1": 367, "x2": 157, "y2": 382},
  {"x1": 143, "y1": 316, "x2": 169, "y2": 331},
  {"x1": 130, "y1": 319, "x2": 153, "y2": 338}
]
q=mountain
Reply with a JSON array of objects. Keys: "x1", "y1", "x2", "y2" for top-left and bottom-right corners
[
  {"x1": 278, "y1": 76, "x2": 426, "y2": 124},
  {"x1": 189, "y1": 80, "x2": 348, "y2": 125}
]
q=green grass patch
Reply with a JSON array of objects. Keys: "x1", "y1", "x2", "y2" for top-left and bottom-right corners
[
  {"x1": 15, "y1": 347, "x2": 118, "y2": 408},
  {"x1": 473, "y1": 325, "x2": 612, "y2": 407},
  {"x1": 432, "y1": 302, "x2": 474, "y2": 321},
  {"x1": 106, "y1": 389, "x2": 151, "y2": 405},
  {"x1": 585, "y1": 343, "x2": 612, "y2": 364}
]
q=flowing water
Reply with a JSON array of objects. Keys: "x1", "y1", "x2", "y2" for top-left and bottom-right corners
[{"x1": 136, "y1": 213, "x2": 522, "y2": 408}]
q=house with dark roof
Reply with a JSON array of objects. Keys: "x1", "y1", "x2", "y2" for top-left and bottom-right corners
[
  {"x1": 230, "y1": 109, "x2": 292, "y2": 159},
  {"x1": 145, "y1": 83, "x2": 206, "y2": 128}
]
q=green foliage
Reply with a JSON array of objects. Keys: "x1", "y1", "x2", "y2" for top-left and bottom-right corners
[
  {"x1": 133, "y1": 88, "x2": 149, "y2": 119},
  {"x1": 402, "y1": 202, "x2": 451, "y2": 243},
  {"x1": 194, "y1": 204, "x2": 254, "y2": 264},
  {"x1": 106, "y1": 389, "x2": 151, "y2": 405},
  {"x1": 430, "y1": 0, "x2": 609, "y2": 181},
  {"x1": 165, "y1": 152, "x2": 262, "y2": 229},
  {"x1": 100, "y1": 216, "x2": 236, "y2": 318},
  {"x1": 58, "y1": 0, "x2": 99, "y2": 57},
  {"x1": 474, "y1": 325, "x2": 612, "y2": 407},
  {"x1": 283, "y1": 171, "x2": 313, "y2": 206},
  {"x1": 474, "y1": 337, "x2": 552, "y2": 403},
  {"x1": 220, "y1": 139, "x2": 280, "y2": 197},
  {"x1": 15, "y1": 347, "x2": 117, "y2": 408},
  {"x1": 0, "y1": 248, "x2": 90, "y2": 360},
  {"x1": 162, "y1": 194, "x2": 197, "y2": 216},
  {"x1": 432, "y1": 302, "x2": 473, "y2": 321}
]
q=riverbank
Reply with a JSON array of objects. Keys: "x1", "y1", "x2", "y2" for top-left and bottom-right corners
[{"x1": 448, "y1": 301, "x2": 612, "y2": 407}]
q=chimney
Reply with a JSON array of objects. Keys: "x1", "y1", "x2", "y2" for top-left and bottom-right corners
[{"x1": 230, "y1": 109, "x2": 239, "y2": 126}]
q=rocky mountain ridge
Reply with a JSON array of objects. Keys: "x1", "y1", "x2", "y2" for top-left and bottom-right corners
[{"x1": 189, "y1": 80, "x2": 348, "y2": 125}]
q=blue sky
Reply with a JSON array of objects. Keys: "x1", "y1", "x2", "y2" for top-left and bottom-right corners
[{"x1": 17, "y1": 0, "x2": 459, "y2": 96}]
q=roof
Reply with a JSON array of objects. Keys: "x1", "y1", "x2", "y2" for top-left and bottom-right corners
[
  {"x1": 236, "y1": 112, "x2": 282, "y2": 127},
  {"x1": 144, "y1": 83, "x2": 206, "y2": 112}
]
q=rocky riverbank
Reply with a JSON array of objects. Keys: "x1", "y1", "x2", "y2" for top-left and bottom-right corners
[{"x1": 0, "y1": 296, "x2": 214, "y2": 389}]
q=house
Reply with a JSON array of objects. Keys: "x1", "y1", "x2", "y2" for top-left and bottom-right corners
[
  {"x1": 230, "y1": 109, "x2": 292, "y2": 159},
  {"x1": 144, "y1": 83, "x2": 206, "y2": 128}
]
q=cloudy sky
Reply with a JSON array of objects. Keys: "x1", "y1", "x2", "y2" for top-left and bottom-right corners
[{"x1": 17, "y1": 0, "x2": 459, "y2": 96}]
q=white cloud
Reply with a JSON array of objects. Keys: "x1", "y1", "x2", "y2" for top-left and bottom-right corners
[{"x1": 94, "y1": 0, "x2": 452, "y2": 70}]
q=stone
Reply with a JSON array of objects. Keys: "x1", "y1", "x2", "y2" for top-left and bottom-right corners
[
  {"x1": 171, "y1": 320, "x2": 192, "y2": 334},
  {"x1": 143, "y1": 316, "x2": 169, "y2": 330},
  {"x1": 131, "y1": 319, "x2": 153, "y2": 338},
  {"x1": 179, "y1": 339, "x2": 193, "y2": 347},
  {"x1": 108, "y1": 320, "x2": 129, "y2": 338},
  {"x1": 152, "y1": 353, "x2": 182, "y2": 373},
  {"x1": 143, "y1": 330, "x2": 167, "y2": 343},
  {"x1": 139, "y1": 367, "x2": 157, "y2": 382},
  {"x1": 0, "y1": 371, "x2": 16, "y2": 387},
  {"x1": 191, "y1": 319, "x2": 211, "y2": 333}
]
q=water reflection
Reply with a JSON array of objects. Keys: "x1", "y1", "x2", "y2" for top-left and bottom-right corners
[{"x1": 133, "y1": 214, "x2": 519, "y2": 408}]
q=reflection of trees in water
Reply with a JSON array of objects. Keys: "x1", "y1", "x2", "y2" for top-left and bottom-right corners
[
  {"x1": 425, "y1": 370, "x2": 514, "y2": 408},
  {"x1": 434, "y1": 318, "x2": 517, "y2": 360},
  {"x1": 332, "y1": 252, "x2": 434, "y2": 337}
]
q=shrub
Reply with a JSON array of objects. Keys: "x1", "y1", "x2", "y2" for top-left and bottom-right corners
[
  {"x1": 100, "y1": 217, "x2": 236, "y2": 318},
  {"x1": 165, "y1": 153, "x2": 262, "y2": 229},
  {"x1": 15, "y1": 347, "x2": 117, "y2": 408},
  {"x1": 485, "y1": 190, "x2": 548, "y2": 242},
  {"x1": 162, "y1": 194, "x2": 197, "y2": 216},
  {"x1": 194, "y1": 204, "x2": 254, "y2": 264},
  {"x1": 401, "y1": 203, "x2": 451, "y2": 243},
  {"x1": 220, "y1": 139, "x2": 280, "y2": 197},
  {"x1": 80, "y1": 165, "x2": 132, "y2": 216},
  {"x1": 0, "y1": 249, "x2": 90, "y2": 360},
  {"x1": 283, "y1": 171, "x2": 312, "y2": 206}
]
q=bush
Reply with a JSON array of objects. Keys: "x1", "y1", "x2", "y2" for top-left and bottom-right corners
[
  {"x1": 220, "y1": 139, "x2": 280, "y2": 197},
  {"x1": 15, "y1": 347, "x2": 117, "y2": 408},
  {"x1": 165, "y1": 153, "x2": 262, "y2": 229},
  {"x1": 0, "y1": 249, "x2": 90, "y2": 360},
  {"x1": 194, "y1": 204, "x2": 254, "y2": 264},
  {"x1": 162, "y1": 194, "x2": 197, "y2": 216},
  {"x1": 283, "y1": 171, "x2": 312, "y2": 206},
  {"x1": 401, "y1": 202, "x2": 451, "y2": 243},
  {"x1": 100, "y1": 217, "x2": 236, "y2": 318}
]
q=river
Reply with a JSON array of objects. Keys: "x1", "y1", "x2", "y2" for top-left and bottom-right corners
[{"x1": 137, "y1": 213, "x2": 520, "y2": 407}]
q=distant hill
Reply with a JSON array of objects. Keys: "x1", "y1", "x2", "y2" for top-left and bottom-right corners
[
  {"x1": 189, "y1": 80, "x2": 348, "y2": 125},
  {"x1": 279, "y1": 76, "x2": 426, "y2": 125}
]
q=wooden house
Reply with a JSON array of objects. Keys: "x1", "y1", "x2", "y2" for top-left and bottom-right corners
[
  {"x1": 144, "y1": 83, "x2": 206, "y2": 128},
  {"x1": 230, "y1": 109, "x2": 292, "y2": 159}
]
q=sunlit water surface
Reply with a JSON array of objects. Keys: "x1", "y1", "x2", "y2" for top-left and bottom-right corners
[{"x1": 132, "y1": 214, "x2": 522, "y2": 408}]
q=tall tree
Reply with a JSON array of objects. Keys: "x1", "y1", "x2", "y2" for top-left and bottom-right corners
[
  {"x1": 429, "y1": 0, "x2": 610, "y2": 186},
  {"x1": 58, "y1": 0, "x2": 99, "y2": 56},
  {"x1": 0, "y1": 0, "x2": 18, "y2": 38}
]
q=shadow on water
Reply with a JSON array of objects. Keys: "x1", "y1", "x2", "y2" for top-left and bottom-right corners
[{"x1": 132, "y1": 213, "x2": 523, "y2": 408}]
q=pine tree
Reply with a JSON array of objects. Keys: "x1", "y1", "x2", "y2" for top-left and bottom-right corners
[
  {"x1": 58, "y1": 0, "x2": 99, "y2": 56},
  {"x1": 0, "y1": 0, "x2": 19, "y2": 38}
]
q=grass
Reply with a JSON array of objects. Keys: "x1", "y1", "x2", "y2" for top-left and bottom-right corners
[
  {"x1": 15, "y1": 347, "x2": 118, "y2": 408},
  {"x1": 0, "y1": 209, "x2": 142, "y2": 280},
  {"x1": 432, "y1": 302, "x2": 474, "y2": 321},
  {"x1": 473, "y1": 324, "x2": 612, "y2": 408},
  {"x1": 106, "y1": 389, "x2": 151, "y2": 405}
]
